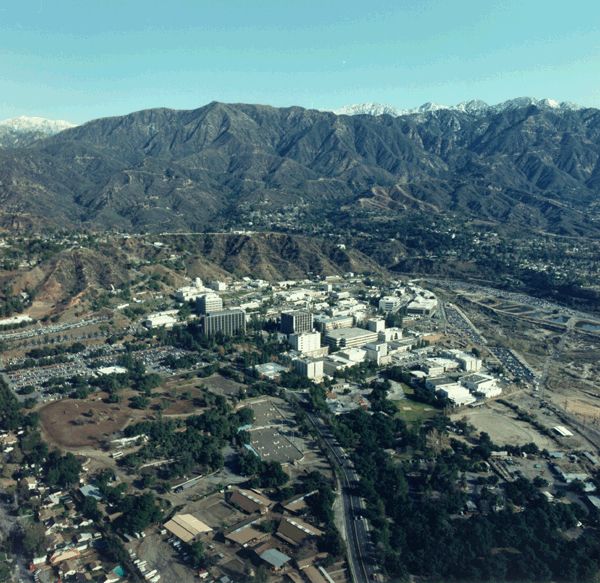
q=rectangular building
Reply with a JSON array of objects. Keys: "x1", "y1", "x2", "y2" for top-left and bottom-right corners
[
  {"x1": 200, "y1": 309, "x2": 246, "y2": 337},
  {"x1": 379, "y1": 296, "x2": 401, "y2": 313},
  {"x1": 324, "y1": 327, "x2": 378, "y2": 350},
  {"x1": 143, "y1": 309, "x2": 179, "y2": 329},
  {"x1": 280, "y1": 311, "x2": 313, "y2": 334},
  {"x1": 229, "y1": 489, "x2": 273, "y2": 514},
  {"x1": 293, "y1": 358, "x2": 324, "y2": 380},
  {"x1": 197, "y1": 292, "x2": 224, "y2": 314},
  {"x1": 175, "y1": 278, "x2": 206, "y2": 302},
  {"x1": 313, "y1": 314, "x2": 354, "y2": 332},
  {"x1": 289, "y1": 331, "x2": 321, "y2": 355}
]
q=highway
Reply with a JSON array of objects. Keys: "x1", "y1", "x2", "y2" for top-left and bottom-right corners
[{"x1": 305, "y1": 410, "x2": 379, "y2": 583}]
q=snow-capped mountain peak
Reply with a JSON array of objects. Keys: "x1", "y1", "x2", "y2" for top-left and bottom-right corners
[
  {"x1": 333, "y1": 103, "x2": 403, "y2": 116},
  {"x1": 0, "y1": 115, "x2": 76, "y2": 134},
  {"x1": 332, "y1": 97, "x2": 582, "y2": 118}
]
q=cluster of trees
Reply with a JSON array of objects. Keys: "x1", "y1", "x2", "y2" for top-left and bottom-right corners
[
  {"x1": 44, "y1": 451, "x2": 82, "y2": 488},
  {"x1": 332, "y1": 391, "x2": 600, "y2": 581},
  {"x1": 0, "y1": 379, "x2": 25, "y2": 430},
  {"x1": 238, "y1": 450, "x2": 288, "y2": 488},
  {"x1": 0, "y1": 284, "x2": 31, "y2": 318},
  {"x1": 161, "y1": 354, "x2": 197, "y2": 370},
  {"x1": 116, "y1": 492, "x2": 162, "y2": 534},
  {"x1": 122, "y1": 398, "x2": 253, "y2": 480},
  {"x1": 298, "y1": 472, "x2": 344, "y2": 557},
  {"x1": 115, "y1": 354, "x2": 161, "y2": 393},
  {"x1": 26, "y1": 342, "x2": 86, "y2": 359}
]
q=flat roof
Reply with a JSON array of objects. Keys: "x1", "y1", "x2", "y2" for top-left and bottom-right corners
[
  {"x1": 553, "y1": 425, "x2": 574, "y2": 437},
  {"x1": 325, "y1": 327, "x2": 377, "y2": 340}
]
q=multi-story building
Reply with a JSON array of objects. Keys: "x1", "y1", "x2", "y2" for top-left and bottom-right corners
[
  {"x1": 200, "y1": 309, "x2": 246, "y2": 337},
  {"x1": 406, "y1": 296, "x2": 438, "y2": 315},
  {"x1": 289, "y1": 331, "x2": 321, "y2": 355},
  {"x1": 280, "y1": 311, "x2": 313, "y2": 334},
  {"x1": 207, "y1": 280, "x2": 228, "y2": 292},
  {"x1": 143, "y1": 309, "x2": 179, "y2": 329},
  {"x1": 175, "y1": 277, "x2": 206, "y2": 302},
  {"x1": 197, "y1": 293, "x2": 224, "y2": 315},
  {"x1": 379, "y1": 296, "x2": 401, "y2": 313},
  {"x1": 367, "y1": 317, "x2": 386, "y2": 333},
  {"x1": 364, "y1": 341, "x2": 390, "y2": 365},
  {"x1": 324, "y1": 327, "x2": 379, "y2": 350},
  {"x1": 313, "y1": 314, "x2": 354, "y2": 332},
  {"x1": 461, "y1": 373, "x2": 501, "y2": 397},
  {"x1": 293, "y1": 357, "x2": 324, "y2": 380}
]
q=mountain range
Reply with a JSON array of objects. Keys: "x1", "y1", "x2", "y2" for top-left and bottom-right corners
[
  {"x1": 333, "y1": 97, "x2": 582, "y2": 117},
  {"x1": 0, "y1": 99, "x2": 599, "y2": 235}
]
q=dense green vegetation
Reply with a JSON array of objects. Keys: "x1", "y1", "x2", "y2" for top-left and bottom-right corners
[
  {"x1": 122, "y1": 396, "x2": 252, "y2": 480},
  {"x1": 116, "y1": 492, "x2": 162, "y2": 534},
  {"x1": 237, "y1": 450, "x2": 288, "y2": 488},
  {"x1": 0, "y1": 378, "x2": 28, "y2": 430},
  {"x1": 331, "y1": 389, "x2": 600, "y2": 582}
]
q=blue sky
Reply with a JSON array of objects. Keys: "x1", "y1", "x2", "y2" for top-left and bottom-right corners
[{"x1": 1, "y1": 0, "x2": 600, "y2": 123}]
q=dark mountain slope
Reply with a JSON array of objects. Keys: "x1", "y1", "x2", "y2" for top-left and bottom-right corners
[{"x1": 0, "y1": 102, "x2": 599, "y2": 234}]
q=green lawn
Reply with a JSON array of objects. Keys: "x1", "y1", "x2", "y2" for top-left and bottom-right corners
[{"x1": 393, "y1": 385, "x2": 439, "y2": 426}]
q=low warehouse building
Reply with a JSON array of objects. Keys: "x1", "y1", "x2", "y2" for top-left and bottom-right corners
[
  {"x1": 164, "y1": 513, "x2": 212, "y2": 543},
  {"x1": 229, "y1": 488, "x2": 273, "y2": 514}
]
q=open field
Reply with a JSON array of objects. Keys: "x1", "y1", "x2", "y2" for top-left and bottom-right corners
[
  {"x1": 394, "y1": 385, "x2": 440, "y2": 426},
  {"x1": 395, "y1": 400, "x2": 438, "y2": 426},
  {"x1": 456, "y1": 405, "x2": 557, "y2": 450},
  {"x1": 563, "y1": 397, "x2": 600, "y2": 424},
  {"x1": 38, "y1": 395, "x2": 140, "y2": 448},
  {"x1": 152, "y1": 375, "x2": 209, "y2": 415}
]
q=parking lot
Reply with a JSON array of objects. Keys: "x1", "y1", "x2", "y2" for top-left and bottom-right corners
[
  {"x1": 247, "y1": 397, "x2": 286, "y2": 427},
  {"x1": 248, "y1": 427, "x2": 304, "y2": 465}
]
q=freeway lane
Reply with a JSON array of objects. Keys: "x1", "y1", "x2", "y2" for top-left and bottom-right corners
[{"x1": 306, "y1": 411, "x2": 378, "y2": 583}]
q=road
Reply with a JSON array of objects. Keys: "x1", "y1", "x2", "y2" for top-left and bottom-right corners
[
  {"x1": 0, "y1": 316, "x2": 109, "y2": 342},
  {"x1": 305, "y1": 410, "x2": 379, "y2": 583}
]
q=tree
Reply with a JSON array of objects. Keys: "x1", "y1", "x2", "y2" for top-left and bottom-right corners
[
  {"x1": 186, "y1": 540, "x2": 205, "y2": 568},
  {"x1": 116, "y1": 493, "x2": 162, "y2": 534},
  {"x1": 129, "y1": 395, "x2": 150, "y2": 409},
  {"x1": 0, "y1": 379, "x2": 25, "y2": 430},
  {"x1": 13, "y1": 523, "x2": 47, "y2": 557},
  {"x1": 44, "y1": 452, "x2": 81, "y2": 487},
  {"x1": 79, "y1": 496, "x2": 101, "y2": 521},
  {"x1": 318, "y1": 527, "x2": 344, "y2": 556},
  {"x1": 258, "y1": 461, "x2": 288, "y2": 488}
]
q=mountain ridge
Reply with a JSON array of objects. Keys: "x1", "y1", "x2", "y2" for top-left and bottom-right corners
[
  {"x1": 0, "y1": 100, "x2": 599, "y2": 236},
  {"x1": 333, "y1": 97, "x2": 583, "y2": 117}
]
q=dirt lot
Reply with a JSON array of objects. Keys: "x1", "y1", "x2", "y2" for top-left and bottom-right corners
[
  {"x1": 564, "y1": 397, "x2": 600, "y2": 423},
  {"x1": 38, "y1": 395, "x2": 143, "y2": 448},
  {"x1": 184, "y1": 491, "x2": 246, "y2": 530},
  {"x1": 455, "y1": 404, "x2": 557, "y2": 450}
]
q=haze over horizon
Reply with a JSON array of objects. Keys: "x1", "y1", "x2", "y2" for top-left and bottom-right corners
[{"x1": 2, "y1": 0, "x2": 600, "y2": 123}]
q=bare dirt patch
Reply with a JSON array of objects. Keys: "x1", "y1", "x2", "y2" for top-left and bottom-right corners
[
  {"x1": 564, "y1": 398, "x2": 600, "y2": 423},
  {"x1": 456, "y1": 405, "x2": 557, "y2": 450},
  {"x1": 39, "y1": 397, "x2": 135, "y2": 448}
]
